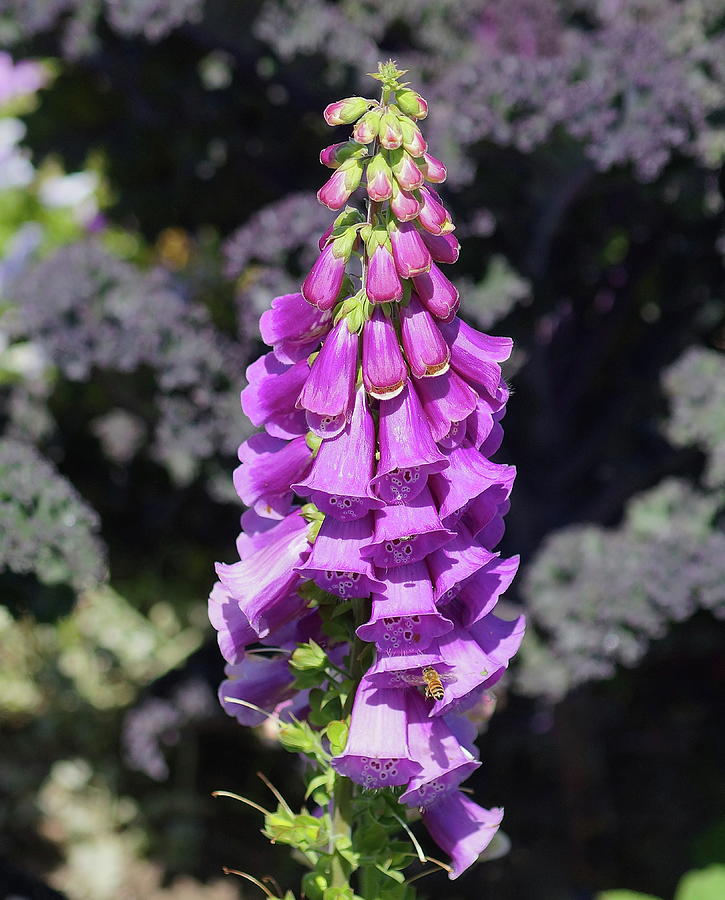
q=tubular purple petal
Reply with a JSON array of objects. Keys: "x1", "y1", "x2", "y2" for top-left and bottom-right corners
[
  {"x1": 372, "y1": 381, "x2": 449, "y2": 505},
  {"x1": 389, "y1": 220, "x2": 432, "y2": 279},
  {"x1": 421, "y1": 791, "x2": 503, "y2": 879},
  {"x1": 208, "y1": 581, "x2": 257, "y2": 665},
  {"x1": 219, "y1": 655, "x2": 294, "y2": 726},
  {"x1": 301, "y1": 242, "x2": 348, "y2": 311},
  {"x1": 365, "y1": 244, "x2": 403, "y2": 303},
  {"x1": 416, "y1": 369, "x2": 479, "y2": 443},
  {"x1": 412, "y1": 262, "x2": 460, "y2": 321},
  {"x1": 427, "y1": 525, "x2": 497, "y2": 604},
  {"x1": 417, "y1": 186, "x2": 453, "y2": 235},
  {"x1": 365, "y1": 642, "x2": 452, "y2": 690},
  {"x1": 400, "y1": 293, "x2": 450, "y2": 378},
  {"x1": 421, "y1": 151, "x2": 447, "y2": 183},
  {"x1": 429, "y1": 440, "x2": 515, "y2": 522},
  {"x1": 234, "y1": 433, "x2": 311, "y2": 518},
  {"x1": 390, "y1": 180, "x2": 420, "y2": 221},
  {"x1": 453, "y1": 555, "x2": 521, "y2": 627},
  {"x1": 260, "y1": 292, "x2": 331, "y2": 364},
  {"x1": 439, "y1": 317, "x2": 513, "y2": 397},
  {"x1": 362, "y1": 306, "x2": 408, "y2": 399},
  {"x1": 292, "y1": 386, "x2": 383, "y2": 520},
  {"x1": 294, "y1": 513, "x2": 386, "y2": 599},
  {"x1": 297, "y1": 318, "x2": 358, "y2": 437},
  {"x1": 419, "y1": 228, "x2": 460, "y2": 264},
  {"x1": 241, "y1": 353, "x2": 308, "y2": 439}
]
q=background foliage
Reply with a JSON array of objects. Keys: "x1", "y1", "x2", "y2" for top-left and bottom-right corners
[{"x1": 0, "y1": 1, "x2": 723, "y2": 898}]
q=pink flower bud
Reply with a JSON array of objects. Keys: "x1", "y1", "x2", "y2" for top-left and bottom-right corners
[
  {"x1": 390, "y1": 180, "x2": 421, "y2": 221},
  {"x1": 366, "y1": 244, "x2": 403, "y2": 304},
  {"x1": 320, "y1": 140, "x2": 366, "y2": 168},
  {"x1": 400, "y1": 119, "x2": 427, "y2": 158},
  {"x1": 389, "y1": 219, "x2": 432, "y2": 279},
  {"x1": 302, "y1": 241, "x2": 349, "y2": 311},
  {"x1": 366, "y1": 153, "x2": 394, "y2": 202},
  {"x1": 317, "y1": 158, "x2": 363, "y2": 210},
  {"x1": 396, "y1": 89, "x2": 428, "y2": 120},
  {"x1": 318, "y1": 222, "x2": 334, "y2": 251},
  {"x1": 422, "y1": 151, "x2": 447, "y2": 183},
  {"x1": 353, "y1": 108, "x2": 383, "y2": 144},
  {"x1": 390, "y1": 148, "x2": 425, "y2": 191},
  {"x1": 378, "y1": 109, "x2": 403, "y2": 150},
  {"x1": 362, "y1": 307, "x2": 408, "y2": 399},
  {"x1": 412, "y1": 262, "x2": 460, "y2": 321},
  {"x1": 400, "y1": 294, "x2": 450, "y2": 378},
  {"x1": 324, "y1": 96, "x2": 371, "y2": 126},
  {"x1": 417, "y1": 185, "x2": 454, "y2": 235},
  {"x1": 419, "y1": 229, "x2": 460, "y2": 264}
]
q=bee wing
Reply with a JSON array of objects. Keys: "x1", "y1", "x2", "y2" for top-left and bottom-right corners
[{"x1": 398, "y1": 671, "x2": 426, "y2": 686}]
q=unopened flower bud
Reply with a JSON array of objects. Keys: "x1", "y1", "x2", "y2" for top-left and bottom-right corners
[
  {"x1": 378, "y1": 108, "x2": 403, "y2": 149},
  {"x1": 362, "y1": 306, "x2": 408, "y2": 399},
  {"x1": 324, "y1": 96, "x2": 371, "y2": 126},
  {"x1": 422, "y1": 151, "x2": 447, "y2": 183},
  {"x1": 366, "y1": 153, "x2": 394, "y2": 202},
  {"x1": 319, "y1": 140, "x2": 367, "y2": 168},
  {"x1": 417, "y1": 185, "x2": 454, "y2": 235},
  {"x1": 419, "y1": 228, "x2": 460, "y2": 264},
  {"x1": 396, "y1": 89, "x2": 428, "y2": 119},
  {"x1": 302, "y1": 238, "x2": 354, "y2": 311},
  {"x1": 365, "y1": 228, "x2": 402, "y2": 303},
  {"x1": 317, "y1": 157, "x2": 364, "y2": 210},
  {"x1": 390, "y1": 180, "x2": 420, "y2": 221},
  {"x1": 389, "y1": 148, "x2": 425, "y2": 191},
  {"x1": 398, "y1": 116, "x2": 427, "y2": 157},
  {"x1": 388, "y1": 218, "x2": 432, "y2": 279},
  {"x1": 353, "y1": 107, "x2": 383, "y2": 144}
]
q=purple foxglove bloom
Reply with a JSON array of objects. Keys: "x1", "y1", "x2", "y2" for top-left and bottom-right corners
[
  {"x1": 429, "y1": 440, "x2": 515, "y2": 522},
  {"x1": 361, "y1": 484, "x2": 454, "y2": 568},
  {"x1": 478, "y1": 507, "x2": 508, "y2": 550},
  {"x1": 319, "y1": 141, "x2": 347, "y2": 168},
  {"x1": 400, "y1": 294, "x2": 450, "y2": 378},
  {"x1": 317, "y1": 158, "x2": 363, "y2": 210},
  {"x1": 323, "y1": 96, "x2": 370, "y2": 126},
  {"x1": 401, "y1": 690, "x2": 480, "y2": 809},
  {"x1": 427, "y1": 524, "x2": 496, "y2": 604},
  {"x1": 364, "y1": 641, "x2": 452, "y2": 689},
  {"x1": 421, "y1": 151, "x2": 447, "y2": 183},
  {"x1": 372, "y1": 381, "x2": 449, "y2": 504},
  {"x1": 438, "y1": 419, "x2": 467, "y2": 451},
  {"x1": 318, "y1": 222, "x2": 334, "y2": 250},
  {"x1": 399, "y1": 118, "x2": 427, "y2": 157},
  {"x1": 389, "y1": 219, "x2": 431, "y2": 279},
  {"x1": 297, "y1": 318, "x2": 358, "y2": 438},
  {"x1": 453, "y1": 556, "x2": 521, "y2": 627},
  {"x1": 365, "y1": 244, "x2": 403, "y2": 303},
  {"x1": 390, "y1": 180, "x2": 420, "y2": 221},
  {"x1": 415, "y1": 370, "x2": 479, "y2": 443},
  {"x1": 362, "y1": 306, "x2": 407, "y2": 399},
  {"x1": 419, "y1": 228, "x2": 460, "y2": 264},
  {"x1": 241, "y1": 353, "x2": 307, "y2": 439},
  {"x1": 219, "y1": 655, "x2": 294, "y2": 726},
  {"x1": 457, "y1": 483, "x2": 510, "y2": 537},
  {"x1": 331, "y1": 677, "x2": 421, "y2": 788},
  {"x1": 260, "y1": 292, "x2": 331, "y2": 365},
  {"x1": 478, "y1": 420, "x2": 504, "y2": 457},
  {"x1": 216, "y1": 510, "x2": 310, "y2": 638},
  {"x1": 292, "y1": 386, "x2": 383, "y2": 520},
  {"x1": 389, "y1": 148, "x2": 425, "y2": 191},
  {"x1": 294, "y1": 514, "x2": 386, "y2": 599},
  {"x1": 208, "y1": 581, "x2": 257, "y2": 665},
  {"x1": 356, "y1": 561, "x2": 453, "y2": 652},
  {"x1": 466, "y1": 399, "x2": 495, "y2": 449},
  {"x1": 412, "y1": 263, "x2": 460, "y2": 321},
  {"x1": 301, "y1": 242, "x2": 348, "y2": 311},
  {"x1": 417, "y1": 186, "x2": 454, "y2": 235},
  {"x1": 421, "y1": 791, "x2": 503, "y2": 880},
  {"x1": 234, "y1": 433, "x2": 311, "y2": 518},
  {"x1": 439, "y1": 317, "x2": 512, "y2": 397}
]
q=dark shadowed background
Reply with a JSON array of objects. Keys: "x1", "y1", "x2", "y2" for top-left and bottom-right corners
[{"x1": 1, "y1": 2, "x2": 724, "y2": 899}]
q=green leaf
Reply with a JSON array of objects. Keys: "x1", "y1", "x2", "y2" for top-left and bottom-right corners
[
  {"x1": 597, "y1": 892, "x2": 663, "y2": 900},
  {"x1": 675, "y1": 865, "x2": 725, "y2": 900}
]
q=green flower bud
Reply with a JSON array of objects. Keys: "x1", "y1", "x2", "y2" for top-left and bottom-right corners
[{"x1": 396, "y1": 89, "x2": 428, "y2": 119}]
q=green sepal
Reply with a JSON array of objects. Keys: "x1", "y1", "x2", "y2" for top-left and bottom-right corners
[
  {"x1": 305, "y1": 770, "x2": 335, "y2": 805},
  {"x1": 278, "y1": 718, "x2": 327, "y2": 761},
  {"x1": 263, "y1": 806, "x2": 330, "y2": 851},
  {"x1": 368, "y1": 60, "x2": 409, "y2": 91},
  {"x1": 301, "y1": 503, "x2": 325, "y2": 542},
  {"x1": 364, "y1": 223, "x2": 389, "y2": 257},
  {"x1": 334, "y1": 140, "x2": 370, "y2": 166},
  {"x1": 290, "y1": 639, "x2": 328, "y2": 672},
  {"x1": 302, "y1": 872, "x2": 328, "y2": 900},
  {"x1": 332, "y1": 225, "x2": 360, "y2": 260},
  {"x1": 298, "y1": 580, "x2": 337, "y2": 607},
  {"x1": 324, "y1": 719, "x2": 349, "y2": 756},
  {"x1": 378, "y1": 109, "x2": 403, "y2": 147},
  {"x1": 306, "y1": 431, "x2": 323, "y2": 456}
]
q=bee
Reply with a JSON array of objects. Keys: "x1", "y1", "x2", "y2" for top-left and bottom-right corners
[{"x1": 399, "y1": 666, "x2": 457, "y2": 700}]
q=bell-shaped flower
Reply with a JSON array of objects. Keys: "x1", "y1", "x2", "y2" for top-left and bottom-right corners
[
  {"x1": 365, "y1": 242, "x2": 403, "y2": 303},
  {"x1": 388, "y1": 219, "x2": 431, "y2": 279},
  {"x1": 331, "y1": 677, "x2": 421, "y2": 788},
  {"x1": 421, "y1": 791, "x2": 504, "y2": 879},
  {"x1": 427, "y1": 524, "x2": 497, "y2": 603},
  {"x1": 234, "y1": 433, "x2": 311, "y2": 519},
  {"x1": 372, "y1": 381, "x2": 449, "y2": 504},
  {"x1": 208, "y1": 581, "x2": 257, "y2": 665},
  {"x1": 417, "y1": 186, "x2": 454, "y2": 235},
  {"x1": 294, "y1": 513, "x2": 386, "y2": 599},
  {"x1": 389, "y1": 148, "x2": 425, "y2": 191},
  {"x1": 297, "y1": 318, "x2": 358, "y2": 438},
  {"x1": 301, "y1": 240, "x2": 349, "y2": 312},
  {"x1": 364, "y1": 641, "x2": 452, "y2": 690},
  {"x1": 215, "y1": 510, "x2": 310, "y2": 638},
  {"x1": 362, "y1": 485, "x2": 454, "y2": 568},
  {"x1": 317, "y1": 157, "x2": 364, "y2": 210},
  {"x1": 219, "y1": 655, "x2": 294, "y2": 726},
  {"x1": 478, "y1": 419, "x2": 504, "y2": 457},
  {"x1": 419, "y1": 229, "x2": 460, "y2": 264},
  {"x1": 260, "y1": 292, "x2": 331, "y2": 364},
  {"x1": 401, "y1": 690, "x2": 480, "y2": 809},
  {"x1": 416, "y1": 370, "x2": 479, "y2": 443},
  {"x1": 400, "y1": 293, "x2": 450, "y2": 378},
  {"x1": 439, "y1": 317, "x2": 512, "y2": 397},
  {"x1": 241, "y1": 353, "x2": 308, "y2": 440},
  {"x1": 453, "y1": 556, "x2": 520, "y2": 627},
  {"x1": 390, "y1": 180, "x2": 420, "y2": 221},
  {"x1": 292, "y1": 386, "x2": 383, "y2": 520},
  {"x1": 412, "y1": 262, "x2": 460, "y2": 321},
  {"x1": 421, "y1": 151, "x2": 447, "y2": 183},
  {"x1": 357, "y1": 561, "x2": 453, "y2": 652},
  {"x1": 362, "y1": 306, "x2": 407, "y2": 399},
  {"x1": 429, "y1": 440, "x2": 515, "y2": 522},
  {"x1": 479, "y1": 504, "x2": 508, "y2": 550},
  {"x1": 454, "y1": 482, "x2": 510, "y2": 537},
  {"x1": 466, "y1": 399, "x2": 496, "y2": 450}
]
